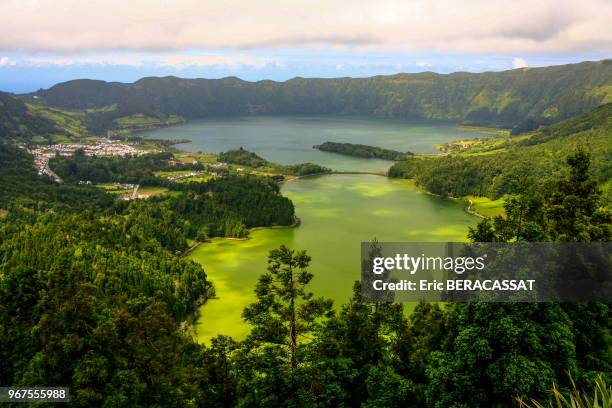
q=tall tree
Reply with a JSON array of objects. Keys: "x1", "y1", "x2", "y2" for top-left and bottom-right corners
[
  {"x1": 236, "y1": 246, "x2": 337, "y2": 407},
  {"x1": 242, "y1": 245, "x2": 334, "y2": 367}
]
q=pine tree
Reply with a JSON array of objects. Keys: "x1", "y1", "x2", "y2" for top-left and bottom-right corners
[{"x1": 242, "y1": 245, "x2": 334, "y2": 367}]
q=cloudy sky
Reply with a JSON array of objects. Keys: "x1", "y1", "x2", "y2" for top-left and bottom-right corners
[{"x1": 1, "y1": 0, "x2": 611, "y2": 92}]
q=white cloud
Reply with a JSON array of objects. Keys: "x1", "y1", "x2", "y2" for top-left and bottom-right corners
[
  {"x1": 158, "y1": 55, "x2": 270, "y2": 69},
  {"x1": 0, "y1": 0, "x2": 610, "y2": 54},
  {"x1": 4, "y1": 53, "x2": 275, "y2": 69},
  {"x1": 0, "y1": 56, "x2": 17, "y2": 66},
  {"x1": 512, "y1": 57, "x2": 529, "y2": 68},
  {"x1": 415, "y1": 61, "x2": 432, "y2": 68}
]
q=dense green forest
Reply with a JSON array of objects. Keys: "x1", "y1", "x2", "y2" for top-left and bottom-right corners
[
  {"x1": 389, "y1": 103, "x2": 612, "y2": 199},
  {"x1": 219, "y1": 147, "x2": 330, "y2": 176},
  {"x1": 1, "y1": 141, "x2": 609, "y2": 406},
  {"x1": 15, "y1": 59, "x2": 612, "y2": 136},
  {"x1": 49, "y1": 151, "x2": 199, "y2": 184},
  {"x1": 314, "y1": 141, "x2": 413, "y2": 160},
  {"x1": 219, "y1": 148, "x2": 270, "y2": 167}
]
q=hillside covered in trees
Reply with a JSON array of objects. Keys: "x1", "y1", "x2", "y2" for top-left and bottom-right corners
[
  {"x1": 0, "y1": 91, "x2": 58, "y2": 140},
  {"x1": 389, "y1": 103, "x2": 612, "y2": 199},
  {"x1": 17, "y1": 59, "x2": 612, "y2": 135}
]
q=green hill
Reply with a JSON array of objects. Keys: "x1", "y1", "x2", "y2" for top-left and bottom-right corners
[
  {"x1": 388, "y1": 104, "x2": 612, "y2": 199},
  {"x1": 22, "y1": 60, "x2": 612, "y2": 134},
  {"x1": 0, "y1": 92, "x2": 58, "y2": 141}
]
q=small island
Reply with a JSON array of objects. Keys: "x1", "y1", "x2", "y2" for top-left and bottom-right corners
[{"x1": 313, "y1": 141, "x2": 413, "y2": 161}]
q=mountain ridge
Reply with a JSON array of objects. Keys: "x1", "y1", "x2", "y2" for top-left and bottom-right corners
[{"x1": 17, "y1": 59, "x2": 612, "y2": 134}]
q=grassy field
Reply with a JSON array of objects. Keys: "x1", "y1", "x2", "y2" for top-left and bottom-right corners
[
  {"x1": 95, "y1": 183, "x2": 170, "y2": 197},
  {"x1": 154, "y1": 169, "x2": 217, "y2": 183},
  {"x1": 436, "y1": 133, "x2": 532, "y2": 156},
  {"x1": 27, "y1": 103, "x2": 90, "y2": 140},
  {"x1": 113, "y1": 113, "x2": 184, "y2": 129},
  {"x1": 176, "y1": 175, "x2": 214, "y2": 183},
  {"x1": 175, "y1": 152, "x2": 218, "y2": 164},
  {"x1": 455, "y1": 125, "x2": 510, "y2": 137},
  {"x1": 50, "y1": 134, "x2": 73, "y2": 144},
  {"x1": 96, "y1": 183, "x2": 118, "y2": 190},
  {"x1": 95, "y1": 183, "x2": 131, "y2": 195},
  {"x1": 138, "y1": 186, "x2": 169, "y2": 196},
  {"x1": 27, "y1": 102, "x2": 186, "y2": 144},
  {"x1": 466, "y1": 196, "x2": 506, "y2": 218},
  {"x1": 154, "y1": 170, "x2": 196, "y2": 177}
]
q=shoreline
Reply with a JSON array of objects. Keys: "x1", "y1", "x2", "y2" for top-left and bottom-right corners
[
  {"x1": 464, "y1": 199, "x2": 487, "y2": 219},
  {"x1": 420, "y1": 189, "x2": 487, "y2": 219},
  {"x1": 284, "y1": 171, "x2": 488, "y2": 218},
  {"x1": 281, "y1": 170, "x2": 386, "y2": 184},
  {"x1": 185, "y1": 173, "x2": 487, "y2": 258},
  {"x1": 185, "y1": 216, "x2": 302, "y2": 253}
]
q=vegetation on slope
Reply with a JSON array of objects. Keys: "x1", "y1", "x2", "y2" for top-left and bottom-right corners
[
  {"x1": 4, "y1": 60, "x2": 611, "y2": 143},
  {"x1": 0, "y1": 92, "x2": 58, "y2": 141},
  {"x1": 22, "y1": 60, "x2": 612, "y2": 134},
  {"x1": 314, "y1": 141, "x2": 413, "y2": 160},
  {"x1": 218, "y1": 147, "x2": 269, "y2": 167},
  {"x1": 389, "y1": 104, "x2": 612, "y2": 199},
  {"x1": 26, "y1": 102, "x2": 91, "y2": 141},
  {"x1": 0, "y1": 90, "x2": 187, "y2": 144}
]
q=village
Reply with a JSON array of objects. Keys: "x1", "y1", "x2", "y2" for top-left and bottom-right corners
[
  {"x1": 30, "y1": 140, "x2": 146, "y2": 183},
  {"x1": 28, "y1": 140, "x2": 267, "y2": 201}
]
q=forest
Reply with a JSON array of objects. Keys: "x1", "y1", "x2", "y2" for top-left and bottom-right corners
[
  {"x1": 49, "y1": 151, "x2": 201, "y2": 184},
  {"x1": 0, "y1": 141, "x2": 609, "y2": 407},
  {"x1": 388, "y1": 104, "x2": 612, "y2": 199},
  {"x1": 314, "y1": 141, "x2": 413, "y2": 161}
]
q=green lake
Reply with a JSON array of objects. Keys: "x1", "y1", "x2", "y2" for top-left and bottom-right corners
[
  {"x1": 140, "y1": 117, "x2": 486, "y2": 342},
  {"x1": 190, "y1": 174, "x2": 477, "y2": 342}
]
